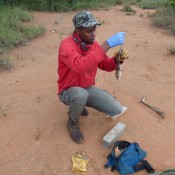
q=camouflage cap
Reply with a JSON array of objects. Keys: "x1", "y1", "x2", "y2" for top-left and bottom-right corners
[{"x1": 72, "y1": 11, "x2": 101, "y2": 28}]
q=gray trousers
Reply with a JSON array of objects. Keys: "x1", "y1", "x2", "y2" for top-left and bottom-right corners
[{"x1": 59, "y1": 86, "x2": 123, "y2": 122}]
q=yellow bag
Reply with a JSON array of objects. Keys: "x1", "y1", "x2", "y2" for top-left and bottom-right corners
[{"x1": 71, "y1": 152, "x2": 89, "y2": 174}]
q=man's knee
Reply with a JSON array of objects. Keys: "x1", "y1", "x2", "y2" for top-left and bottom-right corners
[
  {"x1": 72, "y1": 90, "x2": 89, "y2": 104},
  {"x1": 114, "y1": 105, "x2": 123, "y2": 115},
  {"x1": 107, "y1": 102, "x2": 123, "y2": 116}
]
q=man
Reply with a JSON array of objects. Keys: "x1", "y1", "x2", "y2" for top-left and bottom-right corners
[{"x1": 57, "y1": 11, "x2": 129, "y2": 144}]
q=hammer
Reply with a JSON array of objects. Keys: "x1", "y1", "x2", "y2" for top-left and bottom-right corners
[{"x1": 141, "y1": 96, "x2": 165, "y2": 118}]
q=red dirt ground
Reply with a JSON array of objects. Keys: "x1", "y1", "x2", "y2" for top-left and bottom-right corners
[{"x1": 0, "y1": 6, "x2": 175, "y2": 175}]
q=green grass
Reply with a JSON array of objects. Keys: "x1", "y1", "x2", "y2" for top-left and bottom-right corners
[
  {"x1": 138, "y1": 0, "x2": 169, "y2": 9},
  {"x1": 49, "y1": 0, "x2": 118, "y2": 11},
  {"x1": 0, "y1": 6, "x2": 45, "y2": 53},
  {"x1": 0, "y1": 55, "x2": 12, "y2": 70},
  {"x1": 122, "y1": 4, "x2": 136, "y2": 15},
  {"x1": 1, "y1": 0, "x2": 118, "y2": 12},
  {"x1": 22, "y1": 25, "x2": 45, "y2": 40},
  {"x1": 115, "y1": 0, "x2": 174, "y2": 24},
  {"x1": 150, "y1": 5, "x2": 175, "y2": 35},
  {"x1": 120, "y1": 0, "x2": 175, "y2": 35},
  {"x1": 115, "y1": 0, "x2": 170, "y2": 9},
  {"x1": 115, "y1": 0, "x2": 123, "y2": 5},
  {"x1": 118, "y1": 0, "x2": 142, "y2": 5},
  {"x1": 170, "y1": 0, "x2": 175, "y2": 9}
]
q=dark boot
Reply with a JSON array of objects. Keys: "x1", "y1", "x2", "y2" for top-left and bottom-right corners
[
  {"x1": 67, "y1": 118, "x2": 84, "y2": 144},
  {"x1": 81, "y1": 108, "x2": 89, "y2": 116}
]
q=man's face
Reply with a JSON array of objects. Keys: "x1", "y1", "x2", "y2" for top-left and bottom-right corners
[{"x1": 76, "y1": 26, "x2": 96, "y2": 44}]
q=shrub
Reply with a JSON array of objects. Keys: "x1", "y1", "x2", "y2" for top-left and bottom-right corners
[
  {"x1": 0, "y1": 56, "x2": 12, "y2": 70},
  {"x1": 0, "y1": 0, "x2": 119, "y2": 12},
  {"x1": 150, "y1": 5, "x2": 175, "y2": 34},
  {"x1": 0, "y1": 6, "x2": 45, "y2": 53},
  {"x1": 170, "y1": 0, "x2": 175, "y2": 9},
  {"x1": 138, "y1": 0, "x2": 169, "y2": 9},
  {"x1": 0, "y1": 27, "x2": 23, "y2": 52},
  {"x1": 122, "y1": 4, "x2": 136, "y2": 15},
  {"x1": 115, "y1": 0, "x2": 122, "y2": 5},
  {"x1": 22, "y1": 25, "x2": 45, "y2": 40}
]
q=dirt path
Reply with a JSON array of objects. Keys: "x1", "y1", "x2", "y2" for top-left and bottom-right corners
[{"x1": 0, "y1": 6, "x2": 175, "y2": 175}]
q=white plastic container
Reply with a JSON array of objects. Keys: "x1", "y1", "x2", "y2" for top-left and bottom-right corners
[{"x1": 102, "y1": 122, "x2": 126, "y2": 149}]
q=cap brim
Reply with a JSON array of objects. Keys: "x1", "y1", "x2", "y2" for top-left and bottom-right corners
[{"x1": 82, "y1": 19, "x2": 101, "y2": 28}]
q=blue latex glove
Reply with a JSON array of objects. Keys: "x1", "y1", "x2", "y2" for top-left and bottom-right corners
[{"x1": 106, "y1": 32, "x2": 125, "y2": 48}]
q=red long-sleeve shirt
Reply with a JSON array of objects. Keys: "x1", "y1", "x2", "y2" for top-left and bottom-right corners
[{"x1": 57, "y1": 35, "x2": 117, "y2": 94}]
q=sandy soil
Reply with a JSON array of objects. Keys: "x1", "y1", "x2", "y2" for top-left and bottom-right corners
[{"x1": 0, "y1": 6, "x2": 175, "y2": 175}]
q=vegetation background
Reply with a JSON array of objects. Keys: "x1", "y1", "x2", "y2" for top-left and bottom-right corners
[{"x1": 0, "y1": 0, "x2": 175, "y2": 69}]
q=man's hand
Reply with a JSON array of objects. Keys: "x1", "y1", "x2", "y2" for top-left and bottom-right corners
[
  {"x1": 106, "y1": 32, "x2": 125, "y2": 48},
  {"x1": 114, "y1": 49, "x2": 130, "y2": 62}
]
